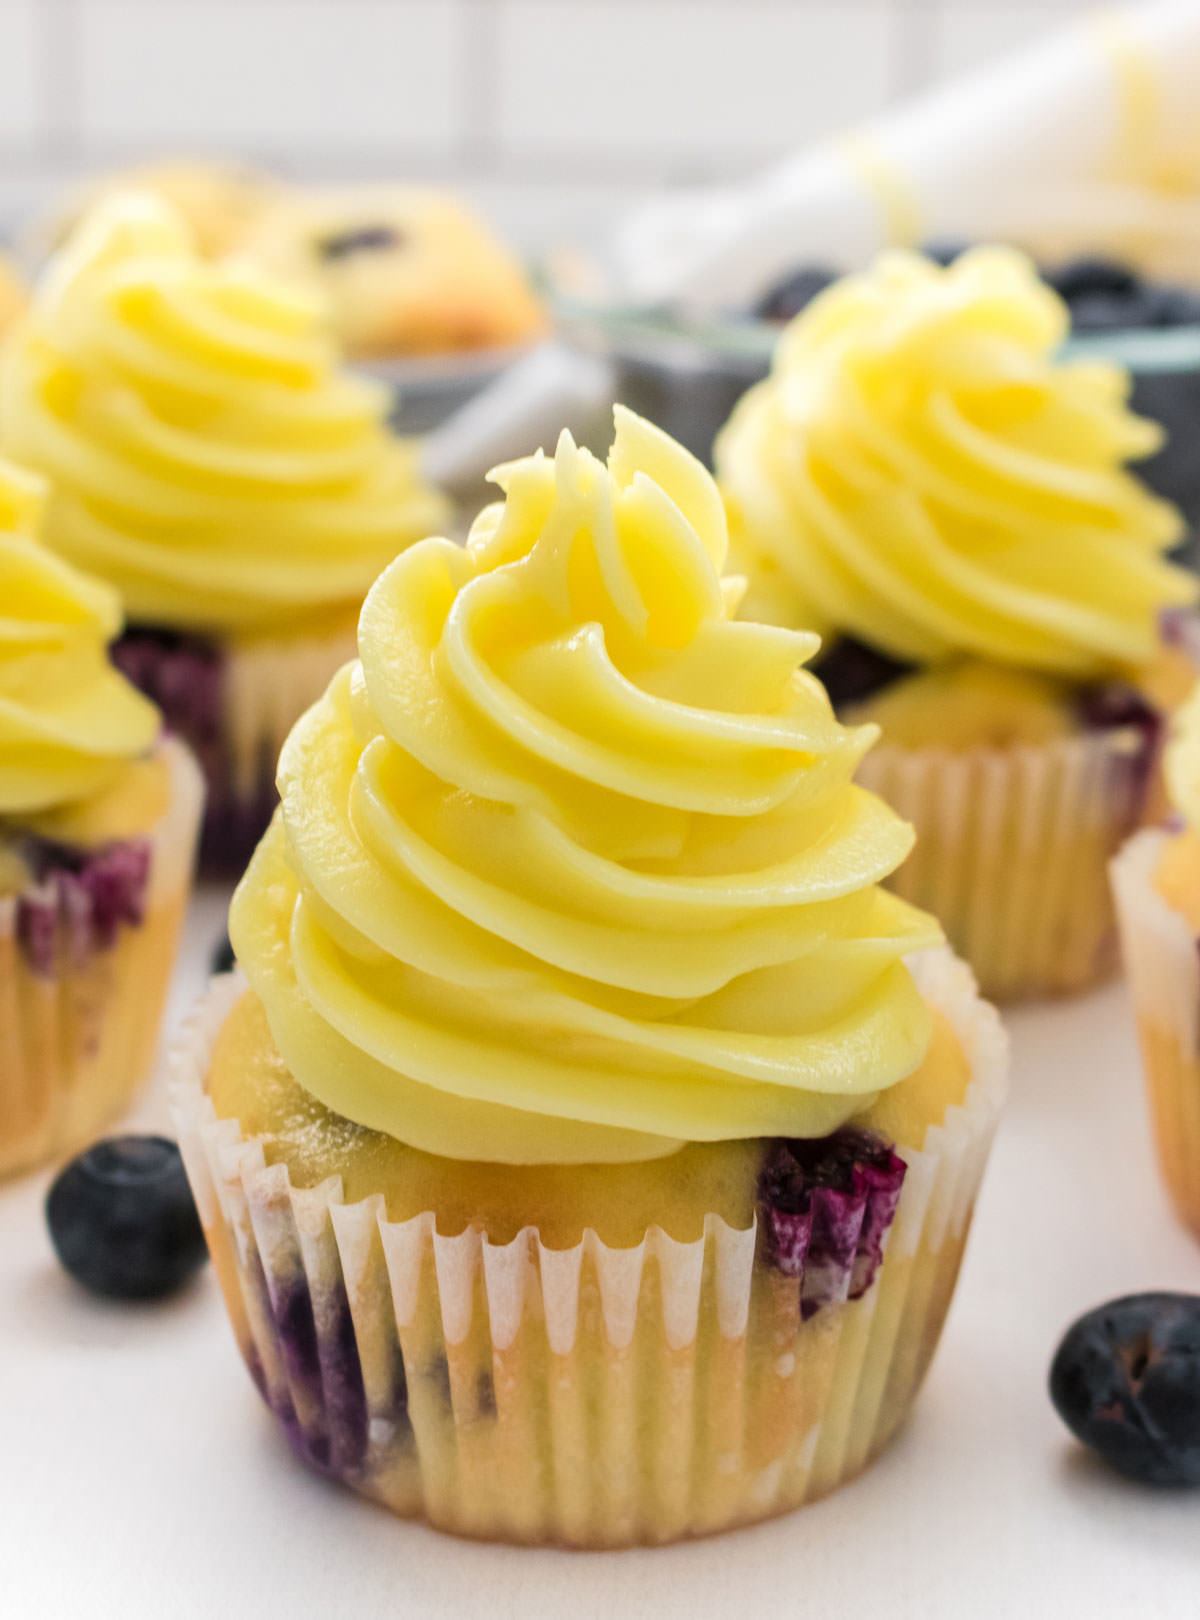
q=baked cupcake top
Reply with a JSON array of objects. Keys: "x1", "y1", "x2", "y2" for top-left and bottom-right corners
[
  {"x1": 0, "y1": 192, "x2": 450, "y2": 636},
  {"x1": 1165, "y1": 685, "x2": 1200, "y2": 831},
  {"x1": 716, "y1": 247, "x2": 1195, "y2": 679},
  {"x1": 230, "y1": 407, "x2": 941, "y2": 1165},
  {"x1": 0, "y1": 457, "x2": 159, "y2": 836}
]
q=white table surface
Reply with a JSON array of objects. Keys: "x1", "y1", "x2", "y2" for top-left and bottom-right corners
[{"x1": 4, "y1": 881, "x2": 1200, "y2": 1618}]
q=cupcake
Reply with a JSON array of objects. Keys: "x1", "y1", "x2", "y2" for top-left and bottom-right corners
[
  {"x1": 237, "y1": 185, "x2": 548, "y2": 361},
  {"x1": 0, "y1": 191, "x2": 450, "y2": 875},
  {"x1": 1112, "y1": 685, "x2": 1200, "y2": 1240},
  {"x1": 0, "y1": 459, "x2": 202, "y2": 1178},
  {"x1": 716, "y1": 246, "x2": 1199, "y2": 1002},
  {"x1": 28, "y1": 158, "x2": 281, "y2": 263},
  {"x1": 170, "y1": 408, "x2": 1007, "y2": 1546}
]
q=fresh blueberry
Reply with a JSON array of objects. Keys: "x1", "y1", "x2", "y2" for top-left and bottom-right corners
[
  {"x1": 1141, "y1": 283, "x2": 1200, "y2": 329},
  {"x1": 1046, "y1": 256, "x2": 1141, "y2": 302},
  {"x1": 920, "y1": 238, "x2": 972, "y2": 268},
  {"x1": 812, "y1": 635, "x2": 914, "y2": 708},
  {"x1": 1049, "y1": 1293, "x2": 1200, "y2": 1485},
  {"x1": 210, "y1": 931, "x2": 236, "y2": 975},
  {"x1": 1067, "y1": 291, "x2": 1156, "y2": 333},
  {"x1": 46, "y1": 1136, "x2": 208, "y2": 1301},
  {"x1": 754, "y1": 265, "x2": 841, "y2": 323}
]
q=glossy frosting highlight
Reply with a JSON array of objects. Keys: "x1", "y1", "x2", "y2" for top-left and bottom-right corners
[
  {"x1": 231, "y1": 408, "x2": 941, "y2": 1164},
  {"x1": 717, "y1": 247, "x2": 1194, "y2": 677},
  {"x1": 0, "y1": 458, "x2": 159, "y2": 818},
  {"x1": 0, "y1": 192, "x2": 449, "y2": 634}
]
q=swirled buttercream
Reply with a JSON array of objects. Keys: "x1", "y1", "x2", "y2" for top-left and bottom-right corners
[
  {"x1": 230, "y1": 408, "x2": 941, "y2": 1164},
  {"x1": 0, "y1": 458, "x2": 159, "y2": 816},
  {"x1": 0, "y1": 192, "x2": 449, "y2": 634},
  {"x1": 716, "y1": 248, "x2": 1194, "y2": 676}
]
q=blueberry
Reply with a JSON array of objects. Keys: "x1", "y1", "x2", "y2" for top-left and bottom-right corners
[
  {"x1": 812, "y1": 635, "x2": 914, "y2": 708},
  {"x1": 754, "y1": 265, "x2": 840, "y2": 323},
  {"x1": 1067, "y1": 291, "x2": 1156, "y2": 333},
  {"x1": 46, "y1": 1136, "x2": 208, "y2": 1301},
  {"x1": 919, "y1": 238, "x2": 972, "y2": 268},
  {"x1": 210, "y1": 931, "x2": 235, "y2": 975},
  {"x1": 1049, "y1": 1293, "x2": 1200, "y2": 1485},
  {"x1": 317, "y1": 225, "x2": 404, "y2": 263},
  {"x1": 1141, "y1": 284, "x2": 1200, "y2": 329},
  {"x1": 1046, "y1": 256, "x2": 1141, "y2": 302}
]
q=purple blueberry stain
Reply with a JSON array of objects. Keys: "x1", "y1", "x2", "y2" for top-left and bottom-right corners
[
  {"x1": 112, "y1": 625, "x2": 278, "y2": 876},
  {"x1": 267, "y1": 1271, "x2": 369, "y2": 1479},
  {"x1": 14, "y1": 838, "x2": 151, "y2": 977},
  {"x1": 426, "y1": 1350, "x2": 453, "y2": 1411},
  {"x1": 1076, "y1": 679, "x2": 1163, "y2": 834},
  {"x1": 758, "y1": 1129, "x2": 907, "y2": 1320}
]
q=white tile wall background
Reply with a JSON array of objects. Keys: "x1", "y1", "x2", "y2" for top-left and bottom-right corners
[{"x1": 0, "y1": 0, "x2": 1151, "y2": 246}]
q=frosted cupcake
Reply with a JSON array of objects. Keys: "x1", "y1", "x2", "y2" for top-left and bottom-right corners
[
  {"x1": 716, "y1": 247, "x2": 1198, "y2": 1002},
  {"x1": 1, "y1": 192, "x2": 449, "y2": 874},
  {"x1": 1112, "y1": 686, "x2": 1200, "y2": 1240},
  {"x1": 0, "y1": 459, "x2": 202, "y2": 1178},
  {"x1": 171, "y1": 408, "x2": 1007, "y2": 1546}
]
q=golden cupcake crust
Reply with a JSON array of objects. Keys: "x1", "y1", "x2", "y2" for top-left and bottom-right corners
[{"x1": 237, "y1": 185, "x2": 548, "y2": 359}]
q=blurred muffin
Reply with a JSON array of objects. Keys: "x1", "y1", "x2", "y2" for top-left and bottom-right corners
[
  {"x1": 1113, "y1": 685, "x2": 1200, "y2": 1241},
  {"x1": 0, "y1": 191, "x2": 449, "y2": 876},
  {"x1": 716, "y1": 247, "x2": 1198, "y2": 1001},
  {"x1": 0, "y1": 459, "x2": 202, "y2": 1178},
  {"x1": 238, "y1": 185, "x2": 548, "y2": 360},
  {"x1": 29, "y1": 158, "x2": 280, "y2": 263},
  {"x1": 172, "y1": 408, "x2": 1006, "y2": 1545}
]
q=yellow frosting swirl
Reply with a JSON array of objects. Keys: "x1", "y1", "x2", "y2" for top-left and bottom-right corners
[
  {"x1": 1165, "y1": 684, "x2": 1200, "y2": 833},
  {"x1": 0, "y1": 458, "x2": 159, "y2": 818},
  {"x1": 0, "y1": 192, "x2": 450, "y2": 635},
  {"x1": 230, "y1": 408, "x2": 941, "y2": 1164},
  {"x1": 716, "y1": 247, "x2": 1194, "y2": 677}
]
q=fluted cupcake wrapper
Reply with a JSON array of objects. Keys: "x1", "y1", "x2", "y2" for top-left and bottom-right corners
[
  {"x1": 856, "y1": 726, "x2": 1155, "y2": 1004},
  {"x1": 116, "y1": 618, "x2": 358, "y2": 878},
  {"x1": 0, "y1": 739, "x2": 204, "y2": 1179},
  {"x1": 170, "y1": 947, "x2": 1007, "y2": 1547},
  {"x1": 1111, "y1": 830, "x2": 1200, "y2": 1240}
]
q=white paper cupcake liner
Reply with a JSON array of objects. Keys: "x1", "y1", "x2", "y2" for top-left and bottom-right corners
[
  {"x1": 0, "y1": 739, "x2": 204, "y2": 1179},
  {"x1": 857, "y1": 726, "x2": 1153, "y2": 1003},
  {"x1": 170, "y1": 947, "x2": 1006, "y2": 1546},
  {"x1": 1111, "y1": 829, "x2": 1200, "y2": 1237}
]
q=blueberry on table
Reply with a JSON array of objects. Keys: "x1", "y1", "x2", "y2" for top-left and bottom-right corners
[
  {"x1": 46, "y1": 1136, "x2": 208, "y2": 1301},
  {"x1": 1049, "y1": 1293, "x2": 1200, "y2": 1486},
  {"x1": 210, "y1": 931, "x2": 236, "y2": 975}
]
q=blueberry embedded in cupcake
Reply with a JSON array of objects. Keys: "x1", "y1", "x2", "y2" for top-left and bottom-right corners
[
  {"x1": 172, "y1": 407, "x2": 1008, "y2": 1544},
  {"x1": 716, "y1": 247, "x2": 1198, "y2": 1001}
]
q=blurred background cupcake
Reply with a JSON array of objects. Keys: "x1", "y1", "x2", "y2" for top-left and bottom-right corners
[
  {"x1": 0, "y1": 191, "x2": 449, "y2": 875},
  {"x1": 0, "y1": 458, "x2": 202, "y2": 1178},
  {"x1": 1112, "y1": 684, "x2": 1200, "y2": 1242},
  {"x1": 172, "y1": 408, "x2": 1007, "y2": 1545},
  {"x1": 715, "y1": 246, "x2": 1198, "y2": 1002}
]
